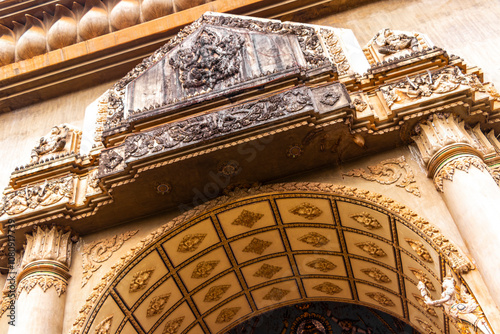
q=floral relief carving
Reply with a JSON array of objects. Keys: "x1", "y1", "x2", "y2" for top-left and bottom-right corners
[
  {"x1": 365, "y1": 292, "x2": 395, "y2": 307},
  {"x1": 191, "y1": 260, "x2": 220, "y2": 279},
  {"x1": 0, "y1": 176, "x2": 74, "y2": 216},
  {"x1": 319, "y1": 91, "x2": 341, "y2": 106},
  {"x1": 85, "y1": 168, "x2": 102, "y2": 197},
  {"x1": 350, "y1": 212, "x2": 382, "y2": 230},
  {"x1": 177, "y1": 233, "x2": 207, "y2": 253},
  {"x1": 215, "y1": 307, "x2": 241, "y2": 324},
  {"x1": 263, "y1": 287, "x2": 290, "y2": 301},
  {"x1": 253, "y1": 263, "x2": 282, "y2": 279},
  {"x1": 147, "y1": 294, "x2": 171, "y2": 317},
  {"x1": 412, "y1": 293, "x2": 438, "y2": 317},
  {"x1": 405, "y1": 238, "x2": 433, "y2": 263},
  {"x1": 409, "y1": 268, "x2": 436, "y2": 291},
  {"x1": 355, "y1": 241, "x2": 387, "y2": 258},
  {"x1": 95, "y1": 315, "x2": 113, "y2": 334},
  {"x1": 320, "y1": 28, "x2": 350, "y2": 75},
  {"x1": 360, "y1": 268, "x2": 391, "y2": 283},
  {"x1": 306, "y1": 258, "x2": 337, "y2": 273},
  {"x1": 343, "y1": 156, "x2": 420, "y2": 197},
  {"x1": 298, "y1": 232, "x2": 329, "y2": 247},
  {"x1": 162, "y1": 316, "x2": 185, "y2": 334},
  {"x1": 434, "y1": 156, "x2": 487, "y2": 192},
  {"x1": 204, "y1": 285, "x2": 231, "y2": 302},
  {"x1": 81, "y1": 230, "x2": 138, "y2": 287},
  {"x1": 70, "y1": 182, "x2": 473, "y2": 334},
  {"x1": 312, "y1": 282, "x2": 342, "y2": 295},
  {"x1": 129, "y1": 268, "x2": 155, "y2": 293},
  {"x1": 17, "y1": 275, "x2": 67, "y2": 298},
  {"x1": 415, "y1": 318, "x2": 436, "y2": 334},
  {"x1": 289, "y1": 202, "x2": 323, "y2": 220},
  {"x1": 232, "y1": 210, "x2": 264, "y2": 228},
  {"x1": 242, "y1": 237, "x2": 272, "y2": 255}
]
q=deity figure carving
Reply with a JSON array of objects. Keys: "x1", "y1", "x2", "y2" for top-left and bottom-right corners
[
  {"x1": 31, "y1": 125, "x2": 69, "y2": 163},
  {"x1": 418, "y1": 277, "x2": 492, "y2": 334},
  {"x1": 374, "y1": 28, "x2": 418, "y2": 55}
]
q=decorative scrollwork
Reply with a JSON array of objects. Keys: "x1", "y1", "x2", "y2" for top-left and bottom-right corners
[{"x1": 17, "y1": 274, "x2": 67, "y2": 297}]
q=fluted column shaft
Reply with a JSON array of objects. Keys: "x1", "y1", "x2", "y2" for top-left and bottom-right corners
[{"x1": 12, "y1": 226, "x2": 73, "y2": 334}]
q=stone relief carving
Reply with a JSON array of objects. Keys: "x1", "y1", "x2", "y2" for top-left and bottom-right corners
[
  {"x1": 177, "y1": 233, "x2": 207, "y2": 253},
  {"x1": 306, "y1": 258, "x2": 337, "y2": 273},
  {"x1": 85, "y1": 168, "x2": 102, "y2": 197},
  {"x1": 254, "y1": 263, "x2": 282, "y2": 279},
  {"x1": 415, "y1": 318, "x2": 436, "y2": 334},
  {"x1": 70, "y1": 183, "x2": 473, "y2": 334},
  {"x1": 30, "y1": 125, "x2": 81, "y2": 164},
  {"x1": 242, "y1": 237, "x2": 272, "y2": 255},
  {"x1": 412, "y1": 293, "x2": 438, "y2": 318},
  {"x1": 289, "y1": 202, "x2": 323, "y2": 220},
  {"x1": 409, "y1": 268, "x2": 436, "y2": 291},
  {"x1": 352, "y1": 97, "x2": 368, "y2": 112},
  {"x1": 191, "y1": 260, "x2": 219, "y2": 279},
  {"x1": 0, "y1": 176, "x2": 74, "y2": 216},
  {"x1": 215, "y1": 307, "x2": 240, "y2": 323},
  {"x1": 17, "y1": 275, "x2": 67, "y2": 297},
  {"x1": 100, "y1": 87, "x2": 313, "y2": 176},
  {"x1": 350, "y1": 213, "x2": 382, "y2": 230},
  {"x1": 21, "y1": 225, "x2": 73, "y2": 268},
  {"x1": 405, "y1": 238, "x2": 433, "y2": 263},
  {"x1": 355, "y1": 242, "x2": 387, "y2": 258},
  {"x1": 95, "y1": 315, "x2": 113, "y2": 334},
  {"x1": 162, "y1": 316, "x2": 185, "y2": 334},
  {"x1": 169, "y1": 28, "x2": 244, "y2": 90},
  {"x1": 263, "y1": 287, "x2": 290, "y2": 301},
  {"x1": 81, "y1": 230, "x2": 138, "y2": 287},
  {"x1": 312, "y1": 282, "x2": 342, "y2": 295},
  {"x1": 374, "y1": 28, "x2": 418, "y2": 56},
  {"x1": 147, "y1": 294, "x2": 170, "y2": 317},
  {"x1": 365, "y1": 292, "x2": 395, "y2": 307},
  {"x1": 129, "y1": 268, "x2": 155, "y2": 293},
  {"x1": 434, "y1": 156, "x2": 487, "y2": 192},
  {"x1": 343, "y1": 156, "x2": 421, "y2": 197},
  {"x1": 204, "y1": 285, "x2": 231, "y2": 302},
  {"x1": 418, "y1": 277, "x2": 492, "y2": 334},
  {"x1": 381, "y1": 67, "x2": 483, "y2": 109},
  {"x1": 232, "y1": 210, "x2": 263, "y2": 228},
  {"x1": 360, "y1": 268, "x2": 391, "y2": 283},
  {"x1": 319, "y1": 91, "x2": 341, "y2": 106},
  {"x1": 298, "y1": 232, "x2": 329, "y2": 247},
  {"x1": 320, "y1": 28, "x2": 350, "y2": 75}
]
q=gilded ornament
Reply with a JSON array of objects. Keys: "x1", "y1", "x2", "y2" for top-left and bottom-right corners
[
  {"x1": 415, "y1": 318, "x2": 436, "y2": 334},
  {"x1": 343, "y1": 156, "x2": 420, "y2": 197},
  {"x1": 434, "y1": 156, "x2": 487, "y2": 192},
  {"x1": 306, "y1": 258, "x2": 337, "y2": 273},
  {"x1": 191, "y1": 260, "x2": 220, "y2": 279},
  {"x1": 129, "y1": 268, "x2": 155, "y2": 293},
  {"x1": 312, "y1": 282, "x2": 342, "y2": 295},
  {"x1": 253, "y1": 263, "x2": 282, "y2": 279},
  {"x1": 17, "y1": 274, "x2": 67, "y2": 297},
  {"x1": 242, "y1": 237, "x2": 272, "y2": 255},
  {"x1": 365, "y1": 292, "x2": 395, "y2": 307},
  {"x1": 289, "y1": 202, "x2": 323, "y2": 220},
  {"x1": 409, "y1": 268, "x2": 436, "y2": 291},
  {"x1": 405, "y1": 238, "x2": 433, "y2": 263},
  {"x1": 263, "y1": 287, "x2": 290, "y2": 301},
  {"x1": 95, "y1": 315, "x2": 113, "y2": 334},
  {"x1": 412, "y1": 293, "x2": 438, "y2": 317},
  {"x1": 232, "y1": 210, "x2": 264, "y2": 228},
  {"x1": 298, "y1": 232, "x2": 329, "y2": 247},
  {"x1": 81, "y1": 230, "x2": 138, "y2": 287},
  {"x1": 350, "y1": 213, "x2": 382, "y2": 230},
  {"x1": 177, "y1": 233, "x2": 207, "y2": 253},
  {"x1": 204, "y1": 285, "x2": 231, "y2": 302},
  {"x1": 360, "y1": 268, "x2": 391, "y2": 283},
  {"x1": 162, "y1": 316, "x2": 185, "y2": 334},
  {"x1": 355, "y1": 242, "x2": 387, "y2": 257},
  {"x1": 147, "y1": 294, "x2": 171, "y2": 317},
  {"x1": 215, "y1": 307, "x2": 241, "y2": 323}
]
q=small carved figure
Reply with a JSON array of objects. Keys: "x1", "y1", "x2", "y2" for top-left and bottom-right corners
[
  {"x1": 374, "y1": 28, "x2": 418, "y2": 55},
  {"x1": 418, "y1": 277, "x2": 492, "y2": 334},
  {"x1": 30, "y1": 125, "x2": 69, "y2": 163}
]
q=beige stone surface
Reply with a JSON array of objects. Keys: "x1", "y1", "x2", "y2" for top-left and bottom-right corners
[{"x1": 311, "y1": 0, "x2": 500, "y2": 84}]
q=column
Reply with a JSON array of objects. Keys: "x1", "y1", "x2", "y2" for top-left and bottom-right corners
[
  {"x1": 14, "y1": 226, "x2": 73, "y2": 334},
  {"x1": 412, "y1": 113, "x2": 500, "y2": 306}
]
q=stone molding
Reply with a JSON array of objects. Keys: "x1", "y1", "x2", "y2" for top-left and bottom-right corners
[
  {"x1": 17, "y1": 274, "x2": 68, "y2": 298},
  {"x1": 69, "y1": 182, "x2": 473, "y2": 334},
  {"x1": 433, "y1": 155, "x2": 488, "y2": 192}
]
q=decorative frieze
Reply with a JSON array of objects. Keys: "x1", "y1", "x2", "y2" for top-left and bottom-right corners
[
  {"x1": 343, "y1": 156, "x2": 421, "y2": 197},
  {"x1": 81, "y1": 230, "x2": 138, "y2": 287},
  {"x1": 17, "y1": 274, "x2": 67, "y2": 297}
]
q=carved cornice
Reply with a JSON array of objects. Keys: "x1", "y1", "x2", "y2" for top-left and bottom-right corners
[{"x1": 69, "y1": 182, "x2": 473, "y2": 334}]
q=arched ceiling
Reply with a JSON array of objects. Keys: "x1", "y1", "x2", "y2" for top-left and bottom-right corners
[{"x1": 74, "y1": 184, "x2": 473, "y2": 334}]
